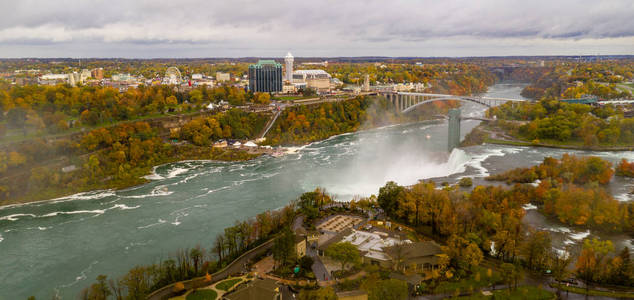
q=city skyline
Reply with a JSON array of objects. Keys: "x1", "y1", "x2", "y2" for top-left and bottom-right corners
[{"x1": 0, "y1": 0, "x2": 633, "y2": 58}]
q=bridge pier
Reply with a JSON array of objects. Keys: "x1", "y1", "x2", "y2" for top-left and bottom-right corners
[{"x1": 448, "y1": 109, "x2": 461, "y2": 152}]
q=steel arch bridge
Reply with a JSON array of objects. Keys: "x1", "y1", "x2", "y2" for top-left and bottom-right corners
[
  {"x1": 378, "y1": 92, "x2": 527, "y2": 151},
  {"x1": 379, "y1": 92, "x2": 526, "y2": 113}
]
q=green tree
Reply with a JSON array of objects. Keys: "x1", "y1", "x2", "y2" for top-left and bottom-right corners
[
  {"x1": 377, "y1": 181, "x2": 404, "y2": 217},
  {"x1": 367, "y1": 279, "x2": 408, "y2": 300},
  {"x1": 272, "y1": 227, "x2": 296, "y2": 268},
  {"x1": 325, "y1": 242, "x2": 360, "y2": 272},
  {"x1": 297, "y1": 287, "x2": 337, "y2": 300}
]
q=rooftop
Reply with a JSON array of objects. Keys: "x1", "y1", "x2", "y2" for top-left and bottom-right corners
[{"x1": 250, "y1": 60, "x2": 282, "y2": 68}]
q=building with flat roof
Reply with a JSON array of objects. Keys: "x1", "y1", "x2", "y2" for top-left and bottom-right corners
[
  {"x1": 216, "y1": 72, "x2": 231, "y2": 82},
  {"x1": 91, "y1": 68, "x2": 104, "y2": 80},
  {"x1": 292, "y1": 69, "x2": 332, "y2": 92},
  {"x1": 248, "y1": 60, "x2": 283, "y2": 93},
  {"x1": 38, "y1": 74, "x2": 70, "y2": 85}
]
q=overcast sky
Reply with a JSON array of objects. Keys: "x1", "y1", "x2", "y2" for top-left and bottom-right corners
[{"x1": 0, "y1": 0, "x2": 633, "y2": 58}]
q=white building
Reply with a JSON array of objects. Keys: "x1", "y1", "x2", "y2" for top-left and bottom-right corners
[
  {"x1": 80, "y1": 69, "x2": 91, "y2": 83},
  {"x1": 38, "y1": 74, "x2": 70, "y2": 85},
  {"x1": 293, "y1": 69, "x2": 332, "y2": 91},
  {"x1": 285, "y1": 52, "x2": 294, "y2": 83},
  {"x1": 216, "y1": 72, "x2": 231, "y2": 82}
]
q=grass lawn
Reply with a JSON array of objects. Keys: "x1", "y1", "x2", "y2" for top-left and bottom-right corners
[
  {"x1": 215, "y1": 278, "x2": 242, "y2": 291},
  {"x1": 455, "y1": 286, "x2": 554, "y2": 299},
  {"x1": 434, "y1": 267, "x2": 502, "y2": 294},
  {"x1": 551, "y1": 283, "x2": 634, "y2": 298},
  {"x1": 185, "y1": 289, "x2": 217, "y2": 300}
]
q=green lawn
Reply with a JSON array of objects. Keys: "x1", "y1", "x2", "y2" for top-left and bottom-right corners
[
  {"x1": 551, "y1": 283, "x2": 634, "y2": 298},
  {"x1": 186, "y1": 289, "x2": 217, "y2": 300},
  {"x1": 454, "y1": 286, "x2": 554, "y2": 299},
  {"x1": 215, "y1": 278, "x2": 242, "y2": 291}
]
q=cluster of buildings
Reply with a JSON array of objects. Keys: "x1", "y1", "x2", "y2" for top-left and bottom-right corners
[
  {"x1": 32, "y1": 66, "x2": 239, "y2": 92},
  {"x1": 38, "y1": 68, "x2": 103, "y2": 86},
  {"x1": 248, "y1": 52, "x2": 340, "y2": 94},
  {"x1": 311, "y1": 215, "x2": 445, "y2": 274}
]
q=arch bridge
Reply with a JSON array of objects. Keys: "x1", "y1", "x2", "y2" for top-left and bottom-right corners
[{"x1": 378, "y1": 92, "x2": 527, "y2": 151}]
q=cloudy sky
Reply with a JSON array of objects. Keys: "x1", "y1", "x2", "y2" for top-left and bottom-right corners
[{"x1": 0, "y1": 0, "x2": 633, "y2": 58}]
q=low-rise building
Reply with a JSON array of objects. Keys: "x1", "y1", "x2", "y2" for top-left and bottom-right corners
[
  {"x1": 384, "y1": 241, "x2": 444, "y2": 273},
  {"x1": 317, "y1": 223, "x2": 445, "y2": 274},
  {"x1": 292, "y1": 69, "x2": 332, "y2": 92},
  {"x1": 38, "y1": 74, "x2": 70, "y2": 85},
  {"x1": 216, "y1": 72, "x2": 231, "y2": 82}
]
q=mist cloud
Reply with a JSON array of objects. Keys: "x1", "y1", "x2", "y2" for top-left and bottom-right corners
[{"x1": 0, "y1": 0, "x2": 632, "y2": 57}]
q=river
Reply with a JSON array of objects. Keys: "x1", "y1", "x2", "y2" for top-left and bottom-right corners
[{"x1": 0, "y1": 83, "x2": 632, "y2": 299}]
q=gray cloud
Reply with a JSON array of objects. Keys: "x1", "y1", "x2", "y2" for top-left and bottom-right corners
[{"x1": 0, "y1": 0, "x2": 632, "y2": 57}]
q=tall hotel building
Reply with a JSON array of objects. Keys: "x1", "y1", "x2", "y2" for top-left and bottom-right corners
[{"x1": 248, "y1": 60, "x2": 283, "y2": 93}]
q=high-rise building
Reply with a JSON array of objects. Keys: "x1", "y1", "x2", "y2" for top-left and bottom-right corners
[
  {"x1": 284, "y1": 52, "x2": 294, "y2": 82},
  {"x1": 363, "y1": 74, "x2": 370, "y2": 92},
  {"x1": 248, "y1": 60, "x2": 283, "y2": 93}
]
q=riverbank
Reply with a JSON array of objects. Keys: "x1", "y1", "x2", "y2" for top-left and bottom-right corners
[
  {"x1": 464, "y1": 123, "x2": 634, "y2": 151},
  {"x1": 1, "y1": 145, "x2": 262, "y2": 207}
]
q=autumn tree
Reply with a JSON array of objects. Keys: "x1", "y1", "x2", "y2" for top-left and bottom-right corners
[
  {"x1": 521, "y1": 230, "x2": 551, "y2": 271},
  {"x1": 576, "y1": 238, "x2": 614, "y2": 291},
  {"x1": 367, "y1": 279, "x2": 408, "y2": 300}
]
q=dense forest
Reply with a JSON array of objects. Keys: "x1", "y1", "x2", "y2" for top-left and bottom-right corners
[
  {"x1": 0, "y1": 82, "x2": 266, "y2": 140},
  {"x1": 487, "y1": 155, "x2": 633, "y2": 233},
  {"x1": 265, "y1": 96, "x2": 458, "y2": 145},
  {"x1": 377, "y1": 178, "x2": 633, "y2": 290},
  {"x1": 487, "y1": 98, "x2": 634, "y2": 146},
  {"x1": 0, "y1": 109, "x2": 267, "y2": 205},
  {"x1": 518, "y1": 61, "x2": 633, "y2": 100}
]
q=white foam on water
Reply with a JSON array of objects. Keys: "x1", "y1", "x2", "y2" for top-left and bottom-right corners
[
  {"x1": 323, "y1": 148, "x2": 472, "y2": 199},
  {"x1": 548, "y1": 226, "x2": 572, "y2": 234},
  {"x1": 522, "y1": 203, "x2": 538, "y2": 210},
  {"x1": 38, "y1": 226, "x2": 51, "y2": 231},
  {"x1": 490, "y1": 241, "x2": 497, "y2": 256},
  {"x1": 166, "y1": 167, "x2": 189, "y2": 178},
  {"x1": 553, "y1": 248, "x2": 570, "y2": 259},
  {"x1": 615, "y1": 192, "x2": 632, "y2": 202},
  {"x1": 137, "y1": 218, "x2": 167, "y2": 229},
  {"x1": 0, "y1": 213, "x2": 37, "y2": 221},
  {"x1": 569, "y1": 230, "x2": 591, "y2": 241},
  {"x1": 50, "y1": 190, "x2": 116, "y2": 203},
  {"x1": 0, "y1": 233, "x2": 3, "y2": 243},
  {"x1": 471, "y1": 146, "x2": 525, "y2": 177},
  {"x1": 123, "y1": 185, "x2": 173, "y2": 199},
  {"x1": 40, "y1": 209, "x2": 106, "y2": 218},
  {"x1": 563, "y1": 239, "x2": 575, "y2": 245},
  {"x1": 169, "y1": 207, "x2": 192, "y2": 226},
  {"x1": 112, "y1": 204, "x2": 141, "y2": 210},
  {"x1": 59, "y1": 260, "x2": 99, "y2": 288},
  {"x1": 529, "y1": 179, "x2": 541, "y2": 187},
  {"x1": 144, "y1": 173, "x2": 165, "y2": 180}
]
